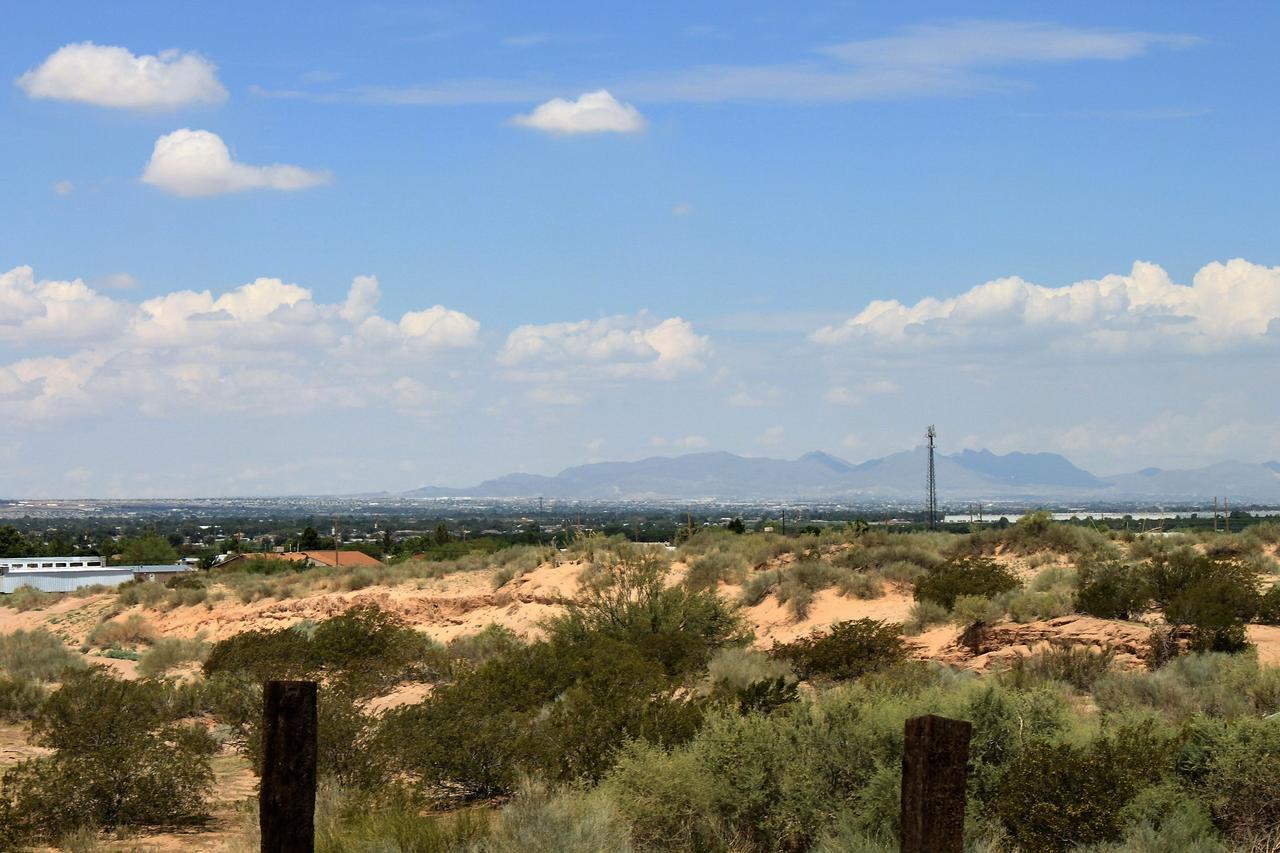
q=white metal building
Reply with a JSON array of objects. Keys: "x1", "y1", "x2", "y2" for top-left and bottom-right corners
[{"x1": 0, "y1": 556, "x2": 193, "y2": 594}]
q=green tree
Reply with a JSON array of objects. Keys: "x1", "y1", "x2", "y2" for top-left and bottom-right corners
[
  {"x1": 299, "y1": 526, "x2": 321, "y2": 550},
  {"x1": 434, "y1": 523, "x2": 452, "y2": 545},
  {"x1": 115, "y1": 532, "x2": 178, "y2": 566},
  {"x1": 0, "y1": 525, "x2": 32, "y2": 557}
]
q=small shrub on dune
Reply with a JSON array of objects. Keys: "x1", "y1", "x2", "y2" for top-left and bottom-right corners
[
  {"x1": 879, "y1": 560, "x2": 927, "y2": 584},
  {"x1": 138, "y1": 636, "x2": 209, "y2": 678},
  {"x1": 87, "y1": 614, "x2": 158, "y2": 649},
  {"x1": 913, "y1": 556, "x2": 1021, "y2": 610},
  {"x1": 685, "y1": 550, "x2": 750, "y2": 591},
  {"x1": 0, "y1": 629, "x2": 85, "y2": 681},
  {"x1": 951, "y1": 594, "x2": 1005, "y2": 627},
  {"x1": 114, "y1": 580, "x2": 168, "y2": 608},
  {"x1": 1, "y1": 586, "x2": 63, "y2": 612},
  {"x1": 902, "y1": 600, "x2": 949, "y2": 635},
  {"x1": 769, "y1": 619, "x2": 907, "y2": 683},
  {"x1": 1093, "y1": 651, "x2": 1280, "y2": 721},
  {"x1": 839, "y1": 570, "x2": 886, "y2": 600},
  {"x1": 776, "y1": 578, "x2": 815, "y2": 620},
  {"x1": 482, "y1": 781, "x2": 633, "y2": 853},
  {"x1": 740, "y1": 569, "x2": 780, "y2": 606},
  {"x1": 0, "y1": 675, "x2": 47, "y2": 722}
]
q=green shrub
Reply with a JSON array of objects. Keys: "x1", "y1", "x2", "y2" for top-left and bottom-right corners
[
  {"x1": 1076, "y1": 560, "x2": 1152, "y2": 619},
  {"x1": 314, "y1": 782, "x2": 490, "y2": 853},
  {"x1": 138, "y1": 636, "x2": 209, "y2": 678},
  {"x1": 839, "y1": 571, "x2": 886, "y2": 600},
  {"x1": 740, "y1": 569, "x2": 780, "y2": 605},
  {"x1": 705, "y1": 647, "x2": 798, "y2": 713},
  {"x1": 0, "y1": 674, "x2": 46, "y2": 722},
  {"x1": 1189, "y1": 716, "x2": 1280, "y2": 845},
  {"x1": 903, "y1": 600, "x2": 949, "y2": 635},
  {"x1": 1093, "y1": 652, "x2": 1280, "y2": 721},
  {"x1": 482, "y1": 782, "x2": 633, "y2": 852},
  {"x1": 1004, "y1": 644, "x2": 1116, "y2": 691},
  {"x1": 770, "y1": 620, "x2": 907, "y2": 683},
  {"x1": 114, "y1": 580, "x2": 168, "y2": 608},
  {"x1": 0, "y1": 669, "x2": 215, "y2": 842},
  {"x1": 951, "y1": 594, "x2": 1005, "y2": 626},
  {"x1": 203, "y1": 604, "x2": 432, "y2": 691},
  {"x1": 914, "y1": 556, "x2": 1021, "y2": 610},
  {"x1": 995, "y1": 723, "x2": 1173, "y2": 851},
  {"x1": 549, "y1": 550, "x2": 750, "y2": 677},
  {"x1": 0, "y1": 585, "x2": 62, "y2": 611},
  {"x1": 0, "y1": 629, "x2": 86, "y2": 681},
  {"x1": 685, "y1": 551, "x2": 749, "y2": 590}
]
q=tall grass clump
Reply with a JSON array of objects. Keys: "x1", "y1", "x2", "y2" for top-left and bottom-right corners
[
  {"x1": 0, "y1": 629, "x2": 86, "y2": 681},
  {"x1": 138, "y1": 636, "x2": 210, "y2": 678},
  {"x1": 88, "y1": 614, "x2": 159, "y2": 648}
]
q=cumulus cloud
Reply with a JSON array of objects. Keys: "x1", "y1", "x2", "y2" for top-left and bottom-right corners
[
  {"x1": 498, "y1": 314, "x2": 708, "y2": 379},
  {"x1": 0, "y1": 266, "x2": 479, "y2": 420},
  {"x1": 812, "y1": 259, "x2": 1280, "y2": 353},
  {"x1": 510, "y1": 89, "x2": 646, "y2": 135},
  {"x1": 17, "y1": 42, "x2": 227, "y2": 109},
  {"x1": 142, "y1": 129, "x2": 331, "y2": 197},
  {"x1": 650, "y1": 435, "x2": 709, "y2": 450}
]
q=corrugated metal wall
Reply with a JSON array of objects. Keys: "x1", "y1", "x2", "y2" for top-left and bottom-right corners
[{"x1": 0, "y1": 569, "x2": 138, "y2": 593}]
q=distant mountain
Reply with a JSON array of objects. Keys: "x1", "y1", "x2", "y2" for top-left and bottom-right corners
[{"x1": 404, "y1": 446, "x2": 1280, "y2": 503}]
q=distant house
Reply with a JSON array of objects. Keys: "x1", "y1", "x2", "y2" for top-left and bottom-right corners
[
  {"x1": 215, "y1": 550, "x2": 383, "y2": 570},
  {"x1": 0, "y1": 556, "x2": 193, "y2": 594}
]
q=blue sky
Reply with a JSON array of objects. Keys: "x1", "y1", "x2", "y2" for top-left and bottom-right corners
[{"x1": 2, "y1": 3, "x2": 1279, "y2": 496}]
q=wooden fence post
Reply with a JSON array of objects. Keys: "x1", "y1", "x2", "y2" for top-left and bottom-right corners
[
  {"x1": 901, "y1": 714, "x2": 971, "y2": 853},
  {"x1": 261, "y1": 680, "x2": 318, "y2": 853}
]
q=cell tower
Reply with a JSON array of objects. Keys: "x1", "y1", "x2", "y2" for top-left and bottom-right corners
[{"x1": 926, "y1": 425, "x2": 938, "y2": 530}]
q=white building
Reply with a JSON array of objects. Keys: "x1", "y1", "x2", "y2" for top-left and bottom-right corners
[{"x1": 0, "y1": 556, "x2": 192, "y2": 594}]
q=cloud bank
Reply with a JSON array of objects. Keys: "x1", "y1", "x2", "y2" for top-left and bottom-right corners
[{"x1": 812, "y1": 259, "x2": 1280, "y2": 353}]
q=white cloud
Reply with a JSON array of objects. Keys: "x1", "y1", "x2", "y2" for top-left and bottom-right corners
[
  {"x1": 142, "y1": 129, "x2": 331, "y2": 197},
  {"x1": 650, "y1": 435, "x2": 709, "y2": 450},
  {"x1": 17, "y1": 42, "x2": 227, "y2": 109},
  {"x1": 729, "y1": 386, "x2": 779, "y2": 407},
  {"x1": 499, "y1": 314, "x2": 708, "y2": 379},
  {"x1": 812, "y1": 259, "x2": 1280, "y2": 354},
  {"x1": 672, "y1": 203, "x2": 694, "y2": 217},
  {"x1": 510, "y1": 89, "x2": 646, "y2": 135},
  {"x1": 52, "y1": 180, "x2": 74, "y2": 196},
  {"x1": 825, "y1": 387, "x2": 859, "y2": 406},
  {"x1": 759, "y1": 426, "x2": 785, "y2": 445},
  {"x1": 0, "y1": 266, "x2": 479, "y2": 420}
]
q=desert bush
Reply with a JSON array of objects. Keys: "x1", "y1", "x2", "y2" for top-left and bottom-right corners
[
  {"x1": 775, "y1": 577, "x2": 815, "y2": 620},
  {"x1": 482, "y1": 781, "x2": 633, "y2": 853},
  {"x1": 114, "y1": 580, "x2": 168, "y2": 608},
  {"x1": 1094, "y1": 652, "x2": 1280, "y2": 722},
  {"x1": 549, "y1": 549, "x2": 750, "y2": 677},
  {"x1": 0, "y1": 585, "x2": 63, "y2": 611},
  {"x1": 902, "y1": 600, "x2": 949, "y2": 635},
  {"x1": 1256, "y1": 582, "x2": 1280, "y2": 625},
  {"x1": 740, "y1": 569, "x2": 780, "y2": 605},
  {"x1": 87, "y1": 614, "x2": 159, "y2": 648},
  {"x1": 995, "y1": 512, "x2": 1119, "y2": 558},
  {"x1": 382, "y1": 635, "x2": 705, "y2": 799},
  {"x1": 839, "y1": 571, "x2": 886, "y2": 600},
  {"x1": 605, "y1": 677, "x2": 1069, "y2": 853},
  {"x1": 914, "y1": 556, "x2": 1020, "y2": 610},
  {"x1": 1076, "y1": 560, "x2": 1152, "y2": 619},
  {"x1": 0, "y1": 669, "x2": 215, "y2": 842},
  {"x1": 1004, "y1": 644, "x2": 1116, "y2": 691},
  {"x1": 138, "y1": 636, "x2": 209, "y2": 678},
  {"x1": 1002, "y1": 586, "x2": 1076, "y2": 623},
  {"x1": 705, "y1": 647, "x2": 798, "y2": 713},
  {"x1": 685, "y1": 551, "x2": 750, "y2": 591},
  {"x1": 443, "y1": 623, "x2": 521, "y2": 672},
  {"x1": 995, "y1": 722, "x2": 1174, "y2": 851},
  {"x1": 952, "y1": 594, "x2": 1005, "y2": 626},
  {"x1": 880, "y1": 560, "x2": 927, "y2": 584},
  {"x1": 204, "y1": 604, "x2": 432, "y2": 692},
  {"x1": 313, "y1": 782, "x2": 489, "y2": 853},
  {"x1": 0, "y1": 675, "x2": 46, "y2": 722},
  {"x1": 0, "y1": 629, "x2": 85, "y2": 681},
  {"x1": 770, "y1": 620, "x2": 907, "y2": 683},
  {"x1": 1187, "y1": 716, "x2": 1280, "y2": 845}
]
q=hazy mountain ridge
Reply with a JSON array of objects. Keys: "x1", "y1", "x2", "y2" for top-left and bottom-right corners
[{"x1": 406, "y1": 448, "x2": 1280, "y2": 502}]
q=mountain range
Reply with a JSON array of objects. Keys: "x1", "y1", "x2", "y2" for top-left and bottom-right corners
[{"x1": 405, "y1": 448, "x2": 1280, "y2": 503}]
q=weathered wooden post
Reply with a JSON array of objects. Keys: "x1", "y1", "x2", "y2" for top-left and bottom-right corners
[
  {"x1": 261, "y1": 680, "x2": 318, "y2": 853},
  {"x1": 900, "y1": 714, "x2": 971, "y2": 853}
]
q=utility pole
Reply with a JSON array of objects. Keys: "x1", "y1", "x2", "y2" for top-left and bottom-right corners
[
  {"x1": 1225, "y1": 498, "x2": 1230, "y2": 533},
  {"x1": 926, "y1": 426, "x2": 938, "y2": 530}
]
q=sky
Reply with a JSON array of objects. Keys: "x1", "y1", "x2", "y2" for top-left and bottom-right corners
[{"x1": 2, "y1": 2, "x2": 1279, "y2": 497}]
